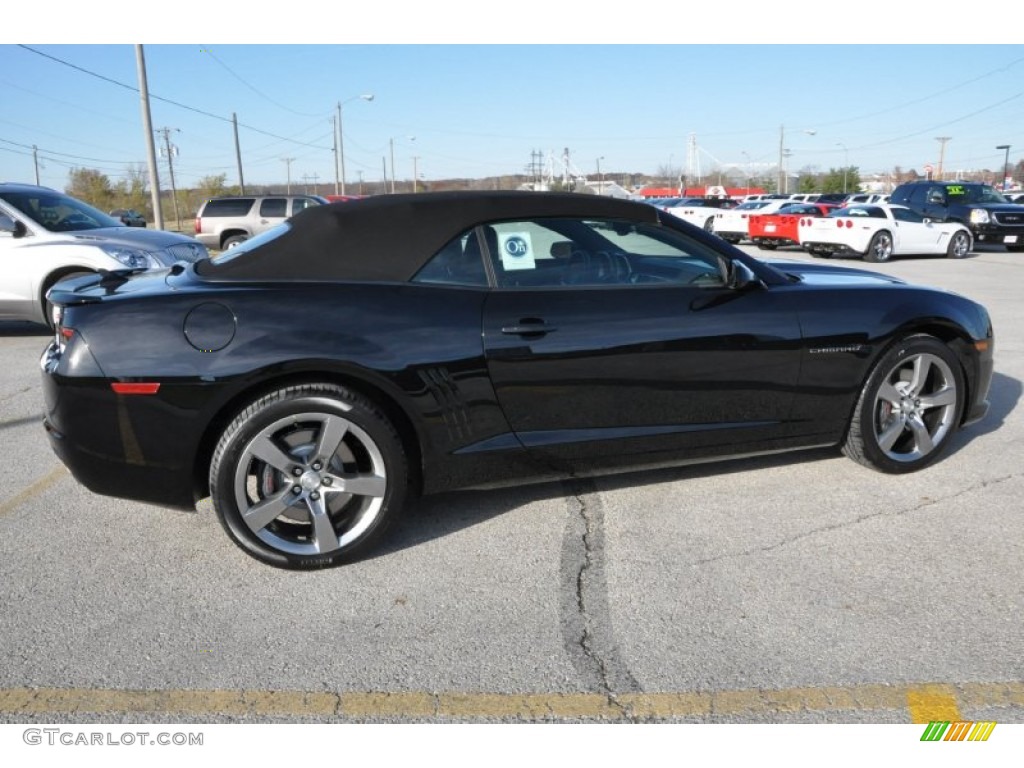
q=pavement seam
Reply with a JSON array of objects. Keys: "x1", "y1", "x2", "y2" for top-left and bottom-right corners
[{"x1": 685, "y1": 472, "x2": 1018, "y2": 568}]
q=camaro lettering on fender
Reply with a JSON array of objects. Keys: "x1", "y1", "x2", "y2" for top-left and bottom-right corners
[{"x1": 809, "y1": 345, "x2": 868, "y2": 354}]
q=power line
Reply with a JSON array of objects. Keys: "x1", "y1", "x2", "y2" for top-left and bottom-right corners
[{"x1": 15, "y1": 45, "x2": 333, "y2": 152}]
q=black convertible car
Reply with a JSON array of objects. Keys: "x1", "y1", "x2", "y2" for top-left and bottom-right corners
[{"x1": 41, "y1": 192, "x2": 994, "y2": 569}]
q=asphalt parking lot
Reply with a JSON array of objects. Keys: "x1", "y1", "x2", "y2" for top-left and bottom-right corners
[{"x1": 0, "y1": 243, "x2": 1021, "y2": 724}]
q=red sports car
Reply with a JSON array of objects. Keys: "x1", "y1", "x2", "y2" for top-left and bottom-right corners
[{"x1": 749, "y1": 203, "x2": 836, "y2": 249}]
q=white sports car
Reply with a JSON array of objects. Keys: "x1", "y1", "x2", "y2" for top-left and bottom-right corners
[
  {"x1": 661, "y1": 197, "x2": 739, "y2": 232},
  {"x1": 798, "y1": 204, "x2": 972, "y2": 263},
  {"x1": 714, "y1": 199, "x2": 807, "y2": 244}
]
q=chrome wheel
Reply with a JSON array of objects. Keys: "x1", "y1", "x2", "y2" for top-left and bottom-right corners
[
  {"x1": 210, "y1": 384, "x2": 406, "y2": 569},
  {"x1": 234, "y1": 412, "x2": 387, "y2": 556},
  {"x1": 947, "y1": 231, "x2": 970, "y2": 259},
  {"x1": 865, "y1": 231, "x2": 893, "y2": 263},
  {"x1": 871, "y1": 353, "x2": 958, "y2": 464},
  {"x1": 844, "y1": 336, "x2": 964, "y2": 473}
]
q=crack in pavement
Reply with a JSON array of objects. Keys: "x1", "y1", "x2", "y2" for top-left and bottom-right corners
[
  {"x1": 685, "y1": 472, "x2": 1019, "y2": 569},
  {"x1": 559, "y1": 477, "x2": 640, "y2": 721}
]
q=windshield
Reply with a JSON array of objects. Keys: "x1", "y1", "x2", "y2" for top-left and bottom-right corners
[
  {"x1": 948, "y1": 184, "x2": 1009, "y2": 204},
  {"x1": 0, "y1": 190, "x2": 123, "y2": 232}
]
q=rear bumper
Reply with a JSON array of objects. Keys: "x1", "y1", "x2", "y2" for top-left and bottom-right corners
[{"x1": 40, "y1": 341, "x2": 199, "y2": 510}]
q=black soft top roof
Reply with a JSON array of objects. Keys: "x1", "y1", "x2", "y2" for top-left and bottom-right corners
[{"x1": 195, "y1": 191, "x2": 661, "y2": 282}]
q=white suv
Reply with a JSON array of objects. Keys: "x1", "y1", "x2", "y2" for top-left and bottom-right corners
[
  {"x1": 194, "y1": 195, "x2": 327, "y2": 250},
  {"x1": 0, "y1": 183, "x2": 209, "y2": 327}
]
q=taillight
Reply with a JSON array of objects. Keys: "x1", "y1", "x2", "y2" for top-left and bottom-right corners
[
  {"x1": 53, "y1": 305, "x2": 74, "y2": 353},
  {"x1": 194, "y1": 217, "x2": 201, "y2": 234},
  {"x1": 111, "y1": 382, "x2": 161, "y2": 395},
  {"x1": 845, "y1": 220, "x2": 853, "y2": 228}
]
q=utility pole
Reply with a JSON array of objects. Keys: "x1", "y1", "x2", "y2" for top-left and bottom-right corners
[
  {"x1": 996, "y1": 144, "x2": 1011, "y2": 190},
  {"x1": 301, "y1": 173, "x2": 320, "y2": 194},
  {"x1": 281, "y1": 157, "x2": 295, "y2": 193},
  {"x1": 32, "y1": 145, "x2": 40, "y2": 185},
  {"x1": 389, "y1": 138, "x2": 396, "y2": 194},
  {"x1": 412, "y1": 157, "x2": 419, "y2": 193},
  {"x1": 778, "y1": 125, "x2": 785, "y2": 194},
  {"x1": 357, "y1": 170, "x2": 364, "y2": 196},
  {"x1": 156, "y1": 127, "x2": 181, "y2": 231},
  {"x1": 333, "y1": 111, "x2": 340, "y2": 195},
  {"x1": 935, "y1": 137, "x2": 952, "y2": 181},
  {"x1": 232, "y1": 112, "x2": 245, "y2": 194},
  {"x1": 134, "y1": 45, "x2": 163, "y2": 229}
]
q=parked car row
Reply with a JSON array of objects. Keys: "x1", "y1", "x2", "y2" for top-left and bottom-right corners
[{"x1": 1, "y1": 183, "x2": 208, "y2": 327}]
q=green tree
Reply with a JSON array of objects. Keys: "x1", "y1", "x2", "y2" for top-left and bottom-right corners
[
  {"x1": 195, "y1": 173, "x2": 229, "y2": 201},
  {"x1": 820, "y1": 166, "x2": 860, "y2": 194},
  {"x1": 112, "y1": 164, "x2": 150, "y2": 216},
  {"x1": 66, "y1": 168, "x2": 114, "y2": 210}
]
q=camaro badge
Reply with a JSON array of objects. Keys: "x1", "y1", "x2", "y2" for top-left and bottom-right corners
[{"x1": 809, "y1": 344, "x2": 867, "y2": 354}]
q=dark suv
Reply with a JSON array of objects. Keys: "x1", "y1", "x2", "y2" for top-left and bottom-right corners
[{"x1": 889, "y1": 180, "x2": 1024, "y2": 252}]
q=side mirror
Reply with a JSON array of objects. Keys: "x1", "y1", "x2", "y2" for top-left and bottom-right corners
[
  {"x1": 0, "y1": 215, "x2": 28, "y2": 238},
  {"x1": 728, "y1": 260, "x2": 764, "y2": 291}
]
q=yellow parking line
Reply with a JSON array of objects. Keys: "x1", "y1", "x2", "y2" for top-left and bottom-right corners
[
  {"x1": 906, "y1": 684, "x2": 961, "y2": 723},
  {"x1": 0, "y1": 681, "x2": 1020, "y2": 720},
  {"x1": 0, "y1": 466, "x2": 67, "y2": 519}
]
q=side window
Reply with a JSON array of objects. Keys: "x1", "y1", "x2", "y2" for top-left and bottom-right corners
[
  {"x1": 891, "y1": 207, "x2": 923, "y2": 223},
  {"x1": 203, "y1": 199, "x2": 255, "y2": 217},
  {"x1": 926, "y1": 187, "x2": 946, "y2": 205},
  {"x1": 487, "y1": 218, "x2": 726, "y2": 289},
  {"x1": 908, "y1": 186, "x2": 928, "y2": 207},
  {"x1": 291, "y1": 198, "x2": 321, "y2": 214},
  {"x1": 259, "y1": 199, "x2": 287, "y2": 218},
  {"x1": 410, "y1": 231, "x2": 487, "y2": 287}
]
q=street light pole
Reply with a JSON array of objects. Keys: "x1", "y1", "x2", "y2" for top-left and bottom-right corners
[
  {"x1": 996, "y1": 145, "x2": 1011, "y2": 191},
  {"x1": 596, "y1": 156, "x2": 604, "y2": 194},
  {"x1": 336, "y1": 94, "x2": 374, "y2": 196},
  {"x1": 779, "y1": 125, "x2": 816, "y2": 194}
]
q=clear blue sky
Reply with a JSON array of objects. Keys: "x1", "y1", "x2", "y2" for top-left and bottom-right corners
[{"x1": 2, "y1": 31, "x2": 1022, "y2": 192}]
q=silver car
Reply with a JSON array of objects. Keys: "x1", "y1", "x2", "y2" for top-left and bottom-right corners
[{"x1": 0, "y1": 183, "x2": 208, "y2": 327}]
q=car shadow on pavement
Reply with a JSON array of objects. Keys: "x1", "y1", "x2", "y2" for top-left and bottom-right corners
[
  {"x1": 949, "y1": 370, "x2": 1020, "y2": 447},
  {"x1": 371, "y1": 447, "x2": 842, "y2": 561},
  {"x1": 0, "y1": 321, "x2": 49, "y2": 337},
  {"x1": 373, "y1": 371, "x2": 1019, "y2": 561}
]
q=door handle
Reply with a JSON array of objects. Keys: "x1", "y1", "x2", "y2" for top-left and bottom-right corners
[{"x1": 501, "y1": 319, "x2": 557, "y2": 336}]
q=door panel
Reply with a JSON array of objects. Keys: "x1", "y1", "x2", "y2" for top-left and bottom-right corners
[{"x1": 482, "y1": 285, "x2": 803, "y2": 461}]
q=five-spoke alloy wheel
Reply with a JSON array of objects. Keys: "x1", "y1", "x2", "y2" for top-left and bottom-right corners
[
  {"x1": 864, "y1": 231, "x2": 894, "y2": 263},
  {"x1": 210, "y1": 384, "x2": 407, "y2": 569},
  {"x1": 843, "y1": 336, "x2": 965, "y2": 473}
]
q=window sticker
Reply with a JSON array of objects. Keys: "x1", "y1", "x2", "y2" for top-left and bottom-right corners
[
  {"x1": 947, "y1": 185, "x2": 966, "y2": 196},
  {"x1": 499, "y1": 231, "x2": 535, "y2": 271}
]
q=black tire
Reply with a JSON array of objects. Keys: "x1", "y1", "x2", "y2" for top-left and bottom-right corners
[
  {"x1": 946, "y1": 230, "x2": 971, "y2": 259},
  {"x1": 703, "y1": 217, "x2": 715, "y2": 233},
  {"x1": 842, "y1": 335, "x2": 964, "y2": 474},
  {"x1": 209, "y1": 383, "x2": 408, "y2": 569},
  {"x1": 1006, "y1": 245, "x2": 1024, "y2": 253},
  {"x1": 757, "y1": 243, "x2": 778, "y2": 251},
  {"x1": 863, "y1": 231, "x2": 893, "y2": 263},
  {"x1": 222, "y1": 234, "x2": 248, "y2": 249}
]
